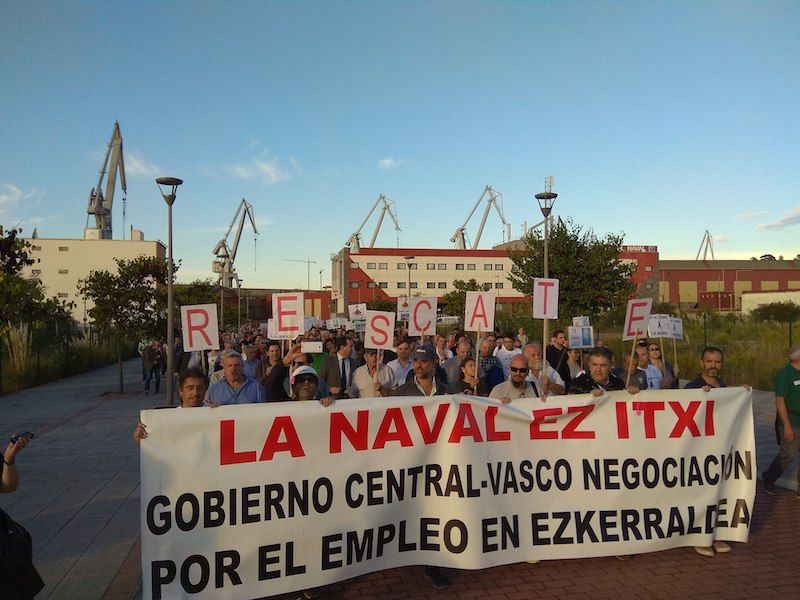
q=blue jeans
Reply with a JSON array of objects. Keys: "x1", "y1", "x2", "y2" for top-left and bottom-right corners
[{"x1": 144, "y1": 366, "x2": 162, "y2": 392}]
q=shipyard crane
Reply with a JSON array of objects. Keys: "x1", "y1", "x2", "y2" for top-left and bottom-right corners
[
  {"x1": 345, "y1": 194, "x2": 401, "y2": 252},
  {"x1": 450, "y1": 185, "x2": 509, "y2": 249},
  {"x1": 212, "y1": 198, "x2": 258, "y2": 287},
  {"x1": 696, "y1": 230, "x2": 715, "y2": 260},
  {"x1": 84, "y1": 122, "x2": 126, "y2": 240}
]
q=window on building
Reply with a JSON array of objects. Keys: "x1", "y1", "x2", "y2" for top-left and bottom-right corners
[
  {"x1": 397, "y1": 263, "x2": 406, "y2": 269},
  {"x1": 397, "y1": 282, "x2": 406, "y2": 289},
  {"x1": 410, "y1": 282, "x2": 418, "y2": 289},
  {"x1": 31, "y1": 245, "x2": 41, "y2": 251},
  {"x1": 31, "y1": 269, "x2": 41, "y2": 275},
  {"x1": 437, "y1": 263, "x2": 446, "y2": 270},
  {"x1": 644, "y1": 282, "x2": 654, "y2": 290},
  {"x1": 57, "y1": 292, "x2": 68, "y2": 298},
  {"x1": 427, "y1": 263, "x2": 436, "y2": 270},
  {"x1": 438, "y1": 282, "x2": 447, "y2": 289},
  {"x1": 495, "y1": 282, "x2": 504, "y2": 289},
  {"x1": 455, "y1": 264, "x2": 464, "y2": 270},
  {"x1": 349, "y1": 282, "x2": 360, "y2": 288},
  {"x1": 409, "y1": 263, "x2": 418, "y2": 270},
  {"x1": 378, "y1": 263, "x2": 387, "y2": 270},
  {"x1": 58, "y1": 269, "x2": 68, "y2": 274},
  {"x1": 427, "y1": 282, "x2": 436, "y2": 289},
  {"x1": 495, "y1": 264, "x2": 504, "y2": 270},
  {"x1": 379, "y1": 282, "x2": 388, "y2": 289},
  {"x1": 467, "y1": 264, "x2": 476, "y2": 270},
  {"x1": 645, "y1": 266, "x2": 653, "y2": 272},
  {"x1": 58, "y1": 246, "x2": 69, "y2": 252},
  {"x1": 366, "y1": 262, "x2": 376, "y2": 269},
  {"x1": 484, "y1": 264, "x2": 493, "y2": 270},
  {"x1": 367, "y1": 282, "x2": 375, "y2": 288},
  {"x1": 350, "y1": 262, "x2": 359, "y2": 268},
  {"x1": 483, "y1": 283, "x2": 492, "y2": 291}
]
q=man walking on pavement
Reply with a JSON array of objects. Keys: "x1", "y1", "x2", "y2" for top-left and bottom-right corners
[{"x1": 762, "y1": 344, "x2": 800, "y2": 497}]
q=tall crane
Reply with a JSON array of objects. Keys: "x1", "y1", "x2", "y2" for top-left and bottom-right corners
[
  {"x1": 212, "y1": 198, "x2": 258, "y2": 287},
  {"x1": 451, "y1": 185, "x2": 509, "y2": 249},
  {"x1": 84, "y1": 122, "x2": 126, "y2": 240},
  {"x1": 696, "y1": 230, "x2": 715, "y2": 260},
  {"x1": 345, "y1": 194, "x2": 401, "y2": 252}
]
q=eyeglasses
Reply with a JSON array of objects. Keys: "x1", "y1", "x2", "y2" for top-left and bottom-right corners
[
  {"x1": 295, "y1": 376, "x2": 316, "y2": 385},
  {"x1": 509, "y1": 367, "x2": 528, "y2": 374}
]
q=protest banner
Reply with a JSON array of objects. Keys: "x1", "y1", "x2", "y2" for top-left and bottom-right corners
[
  {"x1": 407, "y1": 297, "x2": 437, "y2": 336},
  {"x1": 670, "y1": 316, "x2": 685, "y2": 371},
  {"x1": 532, "y1": 278, "x2": 559, "y2": 319},
  {"x1": 348, "y1": 304, "x2": 367, "y2": 333},
  {"x1": 397, "y1": 297, "x2": 411, "y2": 322},
  {"x1": 365, "y1": 310, "x2": 395, "y2": 350},
  {"x1": 464, "y1": 291, "x2": 495, "y2": 332},
  {"x1": 567, "y1": 326, "x2": 594, "y2": 349},
  {"x1": 266, "y1": 318, "x2": 277, "y2": 340},
  {"x1": 180, "y1": 304, "x2": 220, "y2": 351},
  {"x1": 647, "y1": 314, "x2": 672, "y2": 339},
  {"x1": 572, "y1": 316, "x2": 590, "y2": 328},
  {"x1": 141, "y1": 388, "x2": 755, "y2": 599},
  {"x1": 272, "y1": 293, "x2": 305, "y2": 339}
]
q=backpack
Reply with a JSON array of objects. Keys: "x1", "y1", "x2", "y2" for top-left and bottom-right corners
[{"x1": 0, "y1": 507, "x2": 45, "y2": 599}]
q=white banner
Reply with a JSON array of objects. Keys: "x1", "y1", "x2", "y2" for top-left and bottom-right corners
[
  {"x1": 397, "y1": 297, "x2": 411, "y2": 322},
  {"x1": 670, "y1": 316, "x2": 684, "y2": 340},
  {"x1": 141, "y1": 389, "x2": 755, "y2": 599},
  {"x1": 364, "y1": 310, "x2": 395, "y2": 350},
  {"x1": 464, "y1": 291, "x2": 495, "y2": 332},
  {"x1": 532, "y1": 278, "x2": 559, "y2": 319},
  {"x1": 648, "y1": 314, "x2": 672, "y2": 339},
  {"x1": 348, "y1": 303, "x2": 367, "y2": 333},
  {"x1": 407, "y1": 297, "x2": 437, "y2": 336},
  {"x1": 567, "y1": 325, "x2": 594, "y2": 349},
  {"x1": 180, "y1": 304, "x2": 220, "y2": 351}
]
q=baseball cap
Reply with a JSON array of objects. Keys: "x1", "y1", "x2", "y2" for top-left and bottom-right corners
[
  {"x1": 291, "y1": 365, "x2": 318, "y2": 385},
  {"x1": 410, "y1": 346, "x2": 437, "y2": 361}
]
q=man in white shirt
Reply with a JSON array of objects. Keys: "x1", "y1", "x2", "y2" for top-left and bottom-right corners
[
  {"x1": 493, "y1": 332, "x2": 522, "y2": 379},
  {"x1": 386, "y1": 340, "x2": 413, "y2": 388},
  {"x1": 523, "y1": 342, "x2": 565, "y2": 397},
  {"x1": 351, "y1": 348, "x2": 397, "y2": 398}
]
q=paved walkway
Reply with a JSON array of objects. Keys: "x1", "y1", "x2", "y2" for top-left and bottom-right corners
[{"x1": 0, "y1": 362, "x2": 797, "y2": 599}]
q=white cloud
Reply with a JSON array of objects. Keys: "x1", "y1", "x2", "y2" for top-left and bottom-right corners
[
  {"x1": 125, "y1": 150, "x2": 164, "y2": 178},
  {"x1": 378, "y1": 157, "x2": 407, "y2": 171},
  {"x1": 735, "y1": 210, "x2": 770, "y2": 220},
  {"x1": 226, "y1": 151, "x2": 292, "y2": 184},
  {"x1": 757, "y1": 206, "x2": 800, "y2": 230},
  {"x1": 712, "y1": 234, "x2": 731, "y2": 243},
  {"x1": 0, "y1": 183, "x2": 43, "y2": 217}
]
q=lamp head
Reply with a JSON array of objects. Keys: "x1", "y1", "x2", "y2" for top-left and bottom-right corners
[
  {"x1": 535, "y1": 191, "x2": 557, "y2": 218},
  {"x1": 156, "y1": 177, "x2": 183, "y2": 206}
]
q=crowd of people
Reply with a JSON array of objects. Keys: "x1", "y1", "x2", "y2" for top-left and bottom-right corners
[{"x1": 130, "y1": 319, "x2": 800, "y2": 595}]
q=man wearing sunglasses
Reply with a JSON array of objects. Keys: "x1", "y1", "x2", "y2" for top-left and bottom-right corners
[
  {"x1": 489, "y1": 355, "x2": 538, "y2": 403},
  {"x1": 283, "y1": 353, "x2": 330, "y2": 399}
]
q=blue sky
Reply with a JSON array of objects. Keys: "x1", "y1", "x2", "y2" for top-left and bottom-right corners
[{"x1": 1, "y1": 1, "x2": 798, "y2": 289}]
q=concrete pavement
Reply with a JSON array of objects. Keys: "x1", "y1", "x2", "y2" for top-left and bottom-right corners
[{"x1": 0, "y1": 360, "x2": 797, "y2": 599}]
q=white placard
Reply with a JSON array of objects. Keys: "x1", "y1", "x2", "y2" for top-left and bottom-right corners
[
  {"x1": 180, "y1": 304, "x2": 220, "y2": 351},
  {"x1": 267, "y1": 318, "x2": 277, "y2": 339},
  {"x1": 407, "y1": 297, "x2": 437, "y2": 336},
  {"x1": 365, "y1": 310, "x2": 396, "y2": 350},
  {"x1": 622, "y1": 298, "x2": 653, "y2": 341},
  {"x1": 647, "y1": 314, "x2": 672, "y2": 339},
  {"x1": 567, "y1": 326, "x2": 595, "y2": 349},
  {"x1": 397, "y1": 297, "x2": 411, "y2": 322},
  {"x1": 532, "y1": 278, "x2": 559, "y2": 319},
  {"x1": 572, "y1": 316, "x2": 590, "y2": 327},
  {"x1": 670, "y1": 316, "x2": 684, "y2": 340},
  {"x1": 272, "y1": 293, "x2": 305, "y2": 339},
  {"x1": 464, "y1": 291, "x2": 495, "y2": 332}
]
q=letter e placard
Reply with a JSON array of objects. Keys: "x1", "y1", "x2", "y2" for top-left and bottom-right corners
[
  {"x1": 622, "y1": 298, "x2": 653, "y2": 340},
  {"x1": 272, "y1": 293, "x2": 305, "y2": 339},
  {"x1": 180, "y1": 304, "x2": 219, "y2": 351}
]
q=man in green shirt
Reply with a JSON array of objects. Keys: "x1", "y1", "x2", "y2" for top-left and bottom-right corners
[{"x1": 762, "y1": 344, "x2": 800, "y2": 495}]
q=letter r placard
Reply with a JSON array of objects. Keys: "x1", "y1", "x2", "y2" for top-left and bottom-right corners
[
  {"x1": 532, "y1": 278, "x2": 559, "y2": 319},
  {"x1": 180, "y1": 304, "x2": 220, "y2": 351}
]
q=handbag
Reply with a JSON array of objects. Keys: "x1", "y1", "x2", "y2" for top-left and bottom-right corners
[{"x1": 0, "y1": 507, "x2": 45, "y2": 599}]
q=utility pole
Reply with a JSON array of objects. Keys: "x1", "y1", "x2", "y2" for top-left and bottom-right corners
[{"x1": 283, "y1": 258, "x2": 317, "y2": 290}]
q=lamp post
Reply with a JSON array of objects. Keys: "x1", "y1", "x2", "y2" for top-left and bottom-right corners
[
  {"x1": 404, "y1": 255, "x2": 415, "y2": 297},
  {"x1": 535, "y1": 179, "x2": 557, "y2": 373},
  {"x1": 156, "y1": 176, "x2": 183, "y2": 406},
  {"x1": 236, "y1": 276, "x2": 243, "y2": 330},
  {"x1": 319, "y1": 268, "x2": 324, "y2": 290}
]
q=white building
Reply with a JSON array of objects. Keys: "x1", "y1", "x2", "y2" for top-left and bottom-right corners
[
  {"x1": 20, "y1": 234, "x2": 166, "y2": 323},
  {"x1": 330, "y1": 246, "x2": 525, "y2": 315}
]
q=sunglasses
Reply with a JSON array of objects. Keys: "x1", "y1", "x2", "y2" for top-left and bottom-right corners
[
  {"x1": 295, "y1": 376, "x2": 317, "y2": 384},
  {"x1": 293, "y1": 361, "x2": 308, "y2": 366},
  {"x1": 509, "y1": 367, "x2": 528, "y2": 374}
]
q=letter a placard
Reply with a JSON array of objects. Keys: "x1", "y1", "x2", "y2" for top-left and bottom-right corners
[
  {"x1": 464, "y1": 291, "x2": 495, "y2": 332},
  {"x1": 365, "y1": 310, "x2": 395, "y2": 350},
  {"x1": 272, "y1": 293, "x2": 305, "y2": 339},
  {"x1": 532, "y1": 278, "x2": 559, "y2": 319},
  {"x1": 407, "y1": 297, "x2": 437, "y2": 336},
  {"x1": 180, "y1": 304, "x2": 220, "y2": 351}
]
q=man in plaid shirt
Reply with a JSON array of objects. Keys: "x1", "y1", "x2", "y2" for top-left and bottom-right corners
[{"x1": 477, "y1": 338, "x2": 503, "y2": 391}]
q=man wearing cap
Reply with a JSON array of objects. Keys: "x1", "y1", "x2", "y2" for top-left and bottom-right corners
[
  {"x1": 351, "y1": 348, "x2": 397, "y2": 398},
  {"x1": 391, "y1": 344, "x2": 451, "y2": 590},
  {"x1": 289, "y1": 365, "x2": 334, "y2": 406}
]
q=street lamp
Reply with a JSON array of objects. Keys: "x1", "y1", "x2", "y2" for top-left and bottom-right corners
[
  {"x1": 156, "y1": 176, "x2": 183, "y2": 406},
  {"x1": 535, "y1": 178, "x2": 557, "y2": 373},
  {"x1": 404, "y1": 255, "x2": 415, "y2": 297},
  {"x1": 236, "y1": 276, "x2": 243, "y2": 330}
]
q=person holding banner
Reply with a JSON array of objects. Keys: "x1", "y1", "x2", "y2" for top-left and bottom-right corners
[
  {"x1": 133, "y1": 368, "x2": 208, "y2": 441},
  {"x1": 569, "y1": 348, "x2": 638, "y2": 396},
  {"x1": 351, "y1": 347, "x2": 397, "y2": 398},
  {"x1": 523, "y1": 343, "x2": 565, "y2": 397},
  {"x1": 205, "y1": 351, "x2": 264, "y2": 405},
  {"x1": 289, "y1": 365, "x2": 334, "y2": 407},
  {"x1": 635, "y1": 344, "x2": 664, "y2": 390},
  {"x1": 761, "y1": 344, "x2": 800, "y2": 497},
  {"x1": 489, "y1": 355, "x2": 537, "y2": 403}
]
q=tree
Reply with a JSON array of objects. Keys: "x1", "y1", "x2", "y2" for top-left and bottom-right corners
[
  {"x1": 79, "y1": 256, "x2": 170, "y2": 392},
  {"x1": 175, "y1": 279, "x2": 237, "y2": 329},
  {"x1": 441, "y1": 279, "x2": 484, "y2": 319},
  {"x1": 507, "y1": 218, "x2": 636, "y2": 320},
  {"x1": 366, "y1": 299, "x2": 395, "y2": 313},
  {"x1": 750, "y1": 302, "x2": 800, "y2": 323}
]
